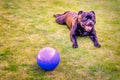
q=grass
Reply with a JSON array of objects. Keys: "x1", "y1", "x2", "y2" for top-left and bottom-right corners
[{"x1": 0, "y1": 0, "x2": 120, "y2": 80}]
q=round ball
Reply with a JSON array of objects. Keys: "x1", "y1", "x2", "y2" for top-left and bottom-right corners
[{"x1": 36, "y1": 47, "x2": 60, "y2": 71}]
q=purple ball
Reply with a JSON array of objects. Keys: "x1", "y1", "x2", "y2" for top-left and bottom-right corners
[{"x1": 36, "y1": 47, "x2": 60, "y2": 71}]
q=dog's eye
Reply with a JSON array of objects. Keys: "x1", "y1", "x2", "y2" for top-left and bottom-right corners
[{"x1": 86, "y1": 16, "x2": 92, "y2": 19}]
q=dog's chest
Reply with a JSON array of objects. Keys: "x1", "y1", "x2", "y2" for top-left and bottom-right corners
[{"x1": 75, "y1": 27, "x2": 90, "y2": 36}]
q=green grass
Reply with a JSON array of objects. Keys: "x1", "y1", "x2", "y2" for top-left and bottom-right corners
[{"x1": 0, "y1": 0, "x2": 120, "y2": 80}]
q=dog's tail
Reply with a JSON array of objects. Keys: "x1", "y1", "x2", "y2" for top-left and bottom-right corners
[
  {"x1": 53, "y1": 14, "x2": 63, "y2": 18},
  {"x1": 53, "y1": 11, "x2": 70, "y2": 18}
]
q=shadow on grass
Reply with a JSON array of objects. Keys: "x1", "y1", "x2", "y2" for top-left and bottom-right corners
[{"x1": 23, "y1": 63, "x2": 53, "y2": 80}]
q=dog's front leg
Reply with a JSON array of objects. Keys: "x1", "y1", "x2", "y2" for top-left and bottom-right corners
[
  {"x1": 70, "y1": 25, "x2": 78, "y2": 48},
  {"x1": 89, "y1": 29, "x2": 101, "y2": 48}
]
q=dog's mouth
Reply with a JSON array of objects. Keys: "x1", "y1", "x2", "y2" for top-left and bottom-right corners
[
  {"x1": 84, "y1": 25, "x2": 92, "y2": 32},
  {"x1": 80, "y1": 22, "x2": 94, "y2": 32}
]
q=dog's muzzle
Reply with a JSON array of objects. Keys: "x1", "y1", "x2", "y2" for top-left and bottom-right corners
[{"x1": 85, "y1": 26, "x2": 92, "y2": 32}]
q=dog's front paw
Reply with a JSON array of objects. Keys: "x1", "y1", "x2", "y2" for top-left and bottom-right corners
[
  {"x1": 72, "y1": 43, "x2": 78, "y2": 48},
  {"x1": 94, "y1": 43, "x2": 101, "y2": 48}
]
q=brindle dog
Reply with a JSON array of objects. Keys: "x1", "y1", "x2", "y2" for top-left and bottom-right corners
[{"x1": 54, "y1": 11, "x2": 101, "y2": 48}]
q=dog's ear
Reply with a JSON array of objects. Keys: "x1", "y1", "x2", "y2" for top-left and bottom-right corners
[
  {"x1": 78, "y1": 11, "x2": 83, "y2": 15},
  {"x1": 90, "y1": 11, "x2": 95, "y2": 15}
]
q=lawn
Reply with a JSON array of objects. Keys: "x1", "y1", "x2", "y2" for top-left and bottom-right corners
[{"x1": 0, "y1": 0, "x2": 120, "y2": 80}]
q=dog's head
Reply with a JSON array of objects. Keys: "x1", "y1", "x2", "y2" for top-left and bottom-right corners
[{"x1": 77, "y1": 11, "x2": 96, "y2": 32}]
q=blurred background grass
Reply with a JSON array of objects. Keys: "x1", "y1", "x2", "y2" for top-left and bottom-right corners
[{"x1": 0, "y1": 0, "x2": 120, "y2": 80}]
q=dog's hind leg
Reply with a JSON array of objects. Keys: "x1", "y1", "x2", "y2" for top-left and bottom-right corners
[
  {"x1": 56, "y1": 15, "x2": 66, "y2": 24},
  {"x1": 53, "y1": 11, "x2": 70, "y2": 25}
]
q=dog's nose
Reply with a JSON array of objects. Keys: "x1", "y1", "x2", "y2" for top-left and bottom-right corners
[
  {"x1": 88, "y1": 22, "x2": 93, "y2": 26},
  {"x1": 87, "y1": 20, "x2": 94, "y2": 26},
  {"x1": 89, "y1": 23, "x2": 92, "y2": 26}
]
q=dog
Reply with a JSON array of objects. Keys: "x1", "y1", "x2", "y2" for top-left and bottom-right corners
[{"x1": 54, "y1": 11, "x2": 101, "y2": 48}]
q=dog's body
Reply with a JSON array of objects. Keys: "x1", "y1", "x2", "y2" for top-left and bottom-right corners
[{"x1": 54, "y1": 11, "x2": 101, "y2": 48}]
